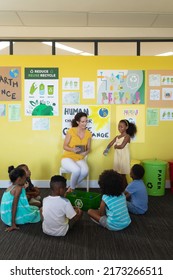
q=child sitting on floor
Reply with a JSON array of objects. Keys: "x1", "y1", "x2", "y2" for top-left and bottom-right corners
[
  {"x1": 41, "y1": 175, "x2": 83, "y2": 236},
  {"x1": 88, "y1": 169, "x2": 131, "y2": 231},
  {"x1": 124, "y1": 164, "x2": 148, "y2": 214},
  {"x1": 0, "y1": 167, "x2": 40, "y2": 232},
  {"x1": 10, "y1": 164, "x2": 41, "y2": 207}
]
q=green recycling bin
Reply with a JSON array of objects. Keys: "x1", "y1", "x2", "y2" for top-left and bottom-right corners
[{"x1": 142, "y1": 159, "x2": 167, "y2": 196}]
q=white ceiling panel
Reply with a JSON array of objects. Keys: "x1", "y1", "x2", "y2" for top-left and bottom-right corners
[
  {"x1": 88, "y1": 13, "x2": 157, "y2": 27},
  {"x1": 152, "y1": 14, "x2": 173, "y2": 27},
  {"x1": 0, "y1": 0, "x2": 173, "y2": 28},
  {"x1": 0, "y1": 12, "x2": 22, "y2": 25},
  {"x1": 1, "y1": 0, "x2": 173, "y2": 39},
  {"x1": 18, "y1": 12, "x2": 87, "y2": 27},
  {"x1": 1, "y1": 0, "x2": 173, "y2": 13}
]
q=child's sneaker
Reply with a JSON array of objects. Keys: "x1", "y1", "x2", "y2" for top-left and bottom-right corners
[
  {"x1": 35, "y1": 196, "x2": 41, "y2": 201},
  {"x1": 90, "y1": 217, "x2": 99, "y2": 224},
  {"x1": 29, "y1": 198, "x2": 41, "y2": 207}
]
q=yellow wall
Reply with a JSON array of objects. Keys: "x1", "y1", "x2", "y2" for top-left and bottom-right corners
[{"x1": 0, "y1": 56, "x2": 173, "y2": 182}]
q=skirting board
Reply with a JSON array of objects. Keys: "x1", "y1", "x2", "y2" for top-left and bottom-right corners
[
  {"x1": 0, "y1": 180, "x2": 171, "y2": 189},
  {"x1": 0, "y1": 180, "x2": 99, "y2": 189}
]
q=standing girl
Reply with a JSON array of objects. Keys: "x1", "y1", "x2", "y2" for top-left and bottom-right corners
[
  {"x1": 61, "y1": 112, "x2": 92, "y2": 193},
  {"x1": 103, "y1": 119, "x2": 137, "y2": 187},
  {"x1": 0, "y1": 167, "x2": 40, "y2": 232}
]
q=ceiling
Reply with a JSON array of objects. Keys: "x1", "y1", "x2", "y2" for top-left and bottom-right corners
[{"x1": 0, "y1": 0, "x2": 173, "y2": 39}]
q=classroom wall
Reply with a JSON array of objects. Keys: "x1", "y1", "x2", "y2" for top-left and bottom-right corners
[{"x1": 0, "y1": 55, "x2": 173, "y2": 187}]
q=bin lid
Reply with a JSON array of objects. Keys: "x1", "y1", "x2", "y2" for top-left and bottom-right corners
[{"x1": 142, "y1": 159, "x2": 167, "y2": 165}]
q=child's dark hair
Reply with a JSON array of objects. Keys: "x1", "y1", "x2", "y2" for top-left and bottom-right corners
[
  {"x1": 8, "y1": 164, "x2": 27, "y2": 173},
  {"x1": 120, "y1": 119, "x2": 137, "y2": 138},
  {"x1": 17, "y1": 164, "x2": 27, "y2": 169},
  {"x1": 131, "y1": 164, "x2": 145, "y2": 179},
  {"x1": 71, "y1": 112, "x2": 88, "y2": 127},
  {"x1": 98, "y1": 169, "x2": 124, "y2": 196},
  {"x1": 8, "y1": 165, "x2": 15, "y2": 174},
  {"x1": 8, "y1": 167, "x2": 26, "y2": 183},
  {"x1": 50, "y1": 175, "x2": 67, "y2": 191}
]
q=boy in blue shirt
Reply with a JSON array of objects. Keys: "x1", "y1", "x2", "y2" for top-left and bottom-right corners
[{"x1": 125, "y1": 164, "x2": 148, "y2": 214}]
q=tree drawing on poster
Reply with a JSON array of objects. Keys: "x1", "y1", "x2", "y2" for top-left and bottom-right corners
[
  {"x1": 97, "y1": 70, "x2": 145, "y2": 105},
  {"x1": 24, "y1": 68, "x2": 59, "y2": 116}
]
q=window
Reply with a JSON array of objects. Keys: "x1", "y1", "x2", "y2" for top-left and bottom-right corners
[
  {"x1": 13, "y1": 42, "x2": 52, "y2": 55},
  {"x1": 0, "y1": 41, "x2": 10, "y2": 55},
  {"x1": 141, "y1": 42, "x2": 173, "y2": 56},
  {"x1": 54, "y1": 42, "x2": 94, "y2": 56},
  {"x1": 98, "y1": 42, "x2": 136, "y2": 56}
]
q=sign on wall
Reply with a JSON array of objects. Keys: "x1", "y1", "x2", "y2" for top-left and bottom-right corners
[
  {"x1": 147, "y1": 70, "x2": 173, "y2": 108},
  {"x1": 0, "y1": 67, "x2": 21, "y2": 101},
  {"x1": 62, "y1": 105, "x2": 111, "y2": 139},
  {"x1": 97, "y1": 70, "x2": 145, "y2": 105},
  {"x1": 24, "y1": 67, "x2": 59, "y2": 116},
  {"x1": 116, "y1": 105, "x2": 145, "y2": 143}
]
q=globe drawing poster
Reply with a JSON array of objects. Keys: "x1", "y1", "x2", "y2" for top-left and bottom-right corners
[
  {"x1": 62, "y1": 105, "x2": 111, "y2": 139},
  {"x1": 0, "y1": 67, "x2": 21, "y2": 101},
  {"x1": 97, "y1": 70, "x2": 145, "y2": 104}
]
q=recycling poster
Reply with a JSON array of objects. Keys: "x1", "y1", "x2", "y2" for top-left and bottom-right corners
[
  {"x1": 97, "y1": 69, "x2": 145, "y2": 104},
  {"x1": 24, "y1": 67, "x2": 59, "y2": 116}
]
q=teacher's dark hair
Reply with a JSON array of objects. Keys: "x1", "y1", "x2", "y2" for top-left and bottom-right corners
[{"x1": 71, "y1": 112, "x2": 88, "y2": 127}]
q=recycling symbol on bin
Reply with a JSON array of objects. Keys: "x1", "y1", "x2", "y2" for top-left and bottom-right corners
[
  {"x1": 147, "y1": 182, "x2": 153, "y2": 189},
  {"x1": 75, "y1": 199, "x2": 83, "y2": 209}
]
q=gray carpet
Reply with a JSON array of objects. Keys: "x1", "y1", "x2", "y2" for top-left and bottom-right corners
[{"x1": 0, "y1": 188, "x2": 173, "y2": 260}]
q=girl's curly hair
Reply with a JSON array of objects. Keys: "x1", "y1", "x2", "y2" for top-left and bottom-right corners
[{"x1": 98, "y1": 169, "x2": 124, "y2": 196}]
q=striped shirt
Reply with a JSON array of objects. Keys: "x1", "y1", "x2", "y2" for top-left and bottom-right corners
[{"x1": 102, "y1": 193, "x2": 131, "y2": 230}]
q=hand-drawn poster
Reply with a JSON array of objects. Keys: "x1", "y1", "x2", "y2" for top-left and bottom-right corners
[
  {"x1": 82, "y1": 81, "x2": 95, "y2": 99},
  {"x1": 147, "y1": 70, "x2": 173, "y2": 107},
  {"x1": 146, "y1": 108, "x2": 159, "y2": 126},
  {"x1": 25, "y1": 68, "x2": 59, "y2": 116},
  {"x1": 62, "y1": 78, "x2": 80, "y2": 90},
  {"x1": 116, "y1": 105, "x2": 145, "y2": 142},
  {"x1": 97, "y1": 70, "x2": 145, "y2": 104},
  {"x1": 8, "y1": 104, "x2": 21, "y2": 121},
  {"x1": 160, "y1": 108, "x2": 173, "y2": 121},
  {"x1": 32, "y1": 118, "x2": 50, "y2": 130},
  {"x1": 62, "y1": 105, "x2": 111, "y2": 139},
  {"x1": 0, "y1": 104, "x2": 6, "y2": 116},
  {"x1": 62, "y1": 91, "x2": 80, "y2": 104},
  {"x1": 0, "y1": 67, "x2": 21, "y2": 101}
]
